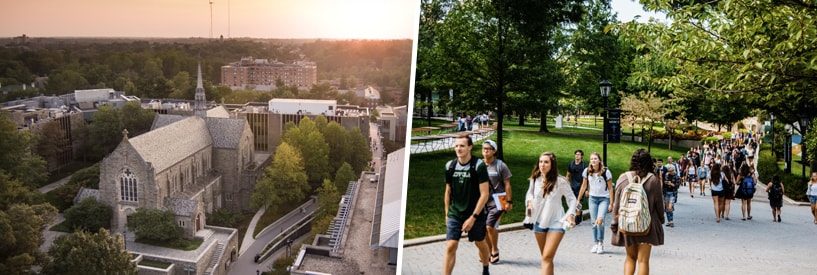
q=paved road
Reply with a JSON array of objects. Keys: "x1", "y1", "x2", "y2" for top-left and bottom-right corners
[{"x1": 401, "y1": 181, "x2": 815, "y2": 274}]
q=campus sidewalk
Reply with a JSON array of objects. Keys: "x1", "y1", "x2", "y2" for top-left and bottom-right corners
[{"x1": 402, "y1": 181, "x2": 815, "y2": 274}]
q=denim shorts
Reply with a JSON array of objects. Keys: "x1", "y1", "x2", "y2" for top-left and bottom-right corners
[
  {"x1": 810, "y1": 195, "x2": 817, "y2": 204},
  {"x1": 533, "y1": 222, "x2": 565, "y2": 234},
  {"x1": 446, "y1": 217, "x2": 486, "y2": 242}
]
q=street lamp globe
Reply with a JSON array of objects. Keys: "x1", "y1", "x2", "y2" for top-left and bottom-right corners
[{"x1": 599, "y1": 80, "x2": 611, "y2": 98}]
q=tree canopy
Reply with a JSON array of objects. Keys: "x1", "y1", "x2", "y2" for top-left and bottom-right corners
[
  {"x1": 42, "y1": 229, "x2": 136, "y2": 275},
  {"x1": 251, "y1": 142, "x2": 310, "y2": 211},
  {"x1": 126, "y1": 208, "x2": 182, "y2": 242}
]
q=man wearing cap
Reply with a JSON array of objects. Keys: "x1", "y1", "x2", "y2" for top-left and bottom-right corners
[
  {"x1": 480, "y1": 140, "x2": 512, "y2": 264},
  {"x1": 444, "y1": 135, "x2": 491, "y2": 275}
]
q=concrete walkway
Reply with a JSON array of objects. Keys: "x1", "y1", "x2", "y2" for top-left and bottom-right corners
[
  {"x1": 402, "y1": 180, "x2": 815, "y2": 274},
  {"x1": 38, "y1": 175, "x2": 72, "y2": 193},
  {"x1": 239, "y1": 207, "x2": 266, "y2": 255}
]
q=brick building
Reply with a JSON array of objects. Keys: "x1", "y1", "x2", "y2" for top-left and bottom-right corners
[{"x1": 220, "y1": 57, "x2": 317, "y2": 89}]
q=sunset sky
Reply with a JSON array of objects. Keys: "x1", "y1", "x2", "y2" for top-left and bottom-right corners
[{"x1": 1, "y1": 0, "x2": 418, "y2": 39}]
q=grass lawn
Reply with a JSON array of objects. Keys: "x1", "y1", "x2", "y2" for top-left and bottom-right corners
[
  {"x1": 138, "y1": 259, "x2": 171, "y2": 269},
  {"x1": 136, "y1": 238, "x2": 202, "y2": 251},
  {"x1": 404, "y1": 129, "x2": 692, "y2": 239},
  {"x1": 253, "y1": 196, "x2": 312, "y2": 237}
]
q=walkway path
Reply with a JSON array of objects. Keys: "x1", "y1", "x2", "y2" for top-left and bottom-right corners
[{"x1": 402, "y1": 180, "x2": 814, "y2": 274}]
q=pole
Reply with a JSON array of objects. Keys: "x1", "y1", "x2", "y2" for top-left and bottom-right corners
[{"x1": 603, "y1": 96, "x2": 608, "y2": 166}]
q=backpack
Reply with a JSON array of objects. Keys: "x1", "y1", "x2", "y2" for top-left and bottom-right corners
[
  {"x1": 446, "y1": 157, "x2": 478, "y2": 186},
  {"x1": 769, "y1": 182, "x2": 783, "y2": 200},
  {"x1": 617, "y1": 172, "x2": 654, "y2": 236},
  {"x1": 741, "y1": 176, "x2": 756, "y2": 195}
]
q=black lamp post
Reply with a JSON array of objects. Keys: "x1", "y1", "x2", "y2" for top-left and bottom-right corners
[
  {"x1": 599, "y1": 80, "x2": 612, "y2": 166},
  {"x1": 785, "y1": 124, "x2": 792, "y2": 173},
  {"x1": 770, "y1": 112, "x2": 775, "y2": 155},
  {"x1": 800, "y1": 114, "x2": 810, "y2": 184}
]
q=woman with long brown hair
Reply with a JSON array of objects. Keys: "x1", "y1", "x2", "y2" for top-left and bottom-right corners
[
  {"x1": 525, "y1": 152, "x2": 577, "y2": 275},
  {"x1": 610, "y1": 149, "x2": 665, "y2": 275}
]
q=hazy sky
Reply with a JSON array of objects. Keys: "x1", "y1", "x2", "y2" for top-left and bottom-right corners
[
  {"x1": 1, "y1": 0, "x2": 418, "y2": 39},
  {"x1": 610, "y1": 0, "x2": 667, "y2": 23}
]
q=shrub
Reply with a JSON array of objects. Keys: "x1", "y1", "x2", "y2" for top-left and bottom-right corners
[
  {"x1": 63, "y1": 198, "x2": 112, "y2": 232},
  {"x1": 757, "y1": 143, "x2": 807, "y2": 201},
  {"x1": 721, "y1": 132, "x2": 732, "y2": 140},
  {"x1": 127, "y1": 208, "x2": 182, "y2": 242}
]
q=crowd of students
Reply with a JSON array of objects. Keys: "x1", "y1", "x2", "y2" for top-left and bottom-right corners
[{"x1": 442, "y1": 131, "x2": 812, "y2": 275}]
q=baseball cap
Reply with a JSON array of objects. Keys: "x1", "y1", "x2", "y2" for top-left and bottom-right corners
[{"x1": 483, "y1": 140, "x2": 497, "y2": 150}]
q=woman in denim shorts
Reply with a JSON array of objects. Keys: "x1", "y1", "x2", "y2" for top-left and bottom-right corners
[
  {"x1": 807, "y1": 172, "x2": 817, "y2": 224},
  {"x1": 525, "y1": 152, "x2": 577, "y2": 274}
]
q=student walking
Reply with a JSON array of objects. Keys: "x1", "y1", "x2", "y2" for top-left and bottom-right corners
[
  {"x1": 480, "y1": 140, "x2": 512, "y2": 264},
  {"x1": 565, "y1": 150, "x2": 587, "y2": 224},
  {"x1": 443, "y1": 135, "x2": 491, "y2": 275},
  {"x1": 710, "y1": 164, "x2": 726, "y2": 223},
  {"x1": 662, "y1": 165, "x2": 680, "y2": 227},
  {"x1": 807, "y1": 172, "x2": 817, "y2": 224},
  {"x1": 576, "y1": 152, "x2": 613, "y2": 254},
  {"x1": 765, "y1": 174, "x2": 785, "y2": 222},
  {"x1": 686, "y1": 157, "x2": 698, "y2": 198},
  {"x1": 611, "y1": 149, "x2": 664, "y2": 275},
  {"x1": 734, "y1": 163, "x2": 756, "y2": 220},
  {"x1": 525, "y1": 152, "x2": 577, "y2": 275}
]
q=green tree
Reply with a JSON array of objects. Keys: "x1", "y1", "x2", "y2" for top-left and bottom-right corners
[
  {"x1": 347, "y1": 128, "x2": 372, "y2": 174},
  {"x1": 334, "y1": 162, "x2": 356, "y2": 193},
  {"x1": 617, "y1": 0, "x2": 817, "y2": 165},
  {"x1": 0, "y1": 111, "x2": 48, "y2": 188},
  {"x1": 0, "y1": 203, "x2": 58, "y2": 274},
  {"x1": 251, "y1": 142, "x2": 310, "y2": 211},
  {"x1": 87, "y1": 105, "x2": 123, "y2": 160},
  {"x1": 316, "y1": 179, "x2": 340, "y2": 221},
  {"x1": 46, "y1": 69, "x2": 90, "y2": 93},
  {"x1": 282, "y1": 117, "x2": 330, "y2": 185},
  {"x1": 168, "y1": 71, "x2": 192, "y2": 99},
  {"x1": 120, "y1": 101, "x2": 156, "y2": 137},
  {"x1": 419, "y1": 0, "x2": 584, "y2": 158},
  {"x1": 41, "y1": 229, "x2": 136, "y2": 275},
  {"x1": 0, "y1": 172, "x2": 38, "y2": 211},
  {"x1": 34, "y1": 119, "x2": 70, "y2": 172},
  {"x1": 127, "y1": 208, "x2": 182, "y2": 242},
  {"x1": 63, "y1": 198, "x2": 112, "y2": 232},
  {"x1": 323, "y1": 122, "x2": 350, "y2": 173}
]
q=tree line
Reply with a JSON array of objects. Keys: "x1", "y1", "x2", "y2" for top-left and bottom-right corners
[{"x1": 1, "y1": 38, "x2": 412, "y2": 106}]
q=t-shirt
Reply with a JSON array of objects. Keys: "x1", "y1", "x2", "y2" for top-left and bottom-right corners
[
  {"x1": 567, "y1": 161, "x2": 587, "y2": 192},
  {"x1": 582, "y1": 168, "x2": 613, "y2": 197},
  {"x1": 663, "y1": 172, "x2": 680, "y2": 193},
  {"x1": 446, "y1": 158, "x2": 490, "y2": 221},
  {"x1": 485, "y1": 159, "x2": 512, "y2": 194}
]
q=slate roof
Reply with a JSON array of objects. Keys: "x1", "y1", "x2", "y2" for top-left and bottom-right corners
[
  {"x1": 163, "y1": 197, "x2": 198, "y2": 217},
  {"x1": 129, "y1": 116, "x2": 212, "y2": 173},
  {"x1": 206, "y1": 117, "x2": 246, "y2": 149},
  {"x1": 206, "y1": 106, "x2": 230, "y2": 118},
  {"x1": 73, "y1": 187, "x2": 99, "y2": 204},
  {"x1": 150, "y1": 114, "x2": 186, "y2": 130}
]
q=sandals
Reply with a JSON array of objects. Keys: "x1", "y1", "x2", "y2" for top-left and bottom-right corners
[{"x1": 490, "y1": 252, "x2": 499, "y2": 264}]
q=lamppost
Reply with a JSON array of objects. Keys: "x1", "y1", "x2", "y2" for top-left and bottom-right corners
[
  {"x1": 286, "y1": 238, "x2": 294, "y2": 257},
  {"x1": 785, "y1": 124, "x2": 792, "y2": 173},
  {"x1": 122, "y1": 230, "x2": 127, "y2": 250},
  {"x1": 183, "y1": 264, "x2": 196, "y2": 275},
  {"x1": 799, "y1": 114, "x2": 810, "y2": 184},
  {"x1": 599, "y1": 80, "x2": 612, "y2": 166},
  {"x1": 770, "y1": 112, "x2": 775, "y2": 155}
]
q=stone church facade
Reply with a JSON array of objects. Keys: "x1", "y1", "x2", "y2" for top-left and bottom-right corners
[{"x1": 86, "y1": 63, "x2": 270, "y2": 274}]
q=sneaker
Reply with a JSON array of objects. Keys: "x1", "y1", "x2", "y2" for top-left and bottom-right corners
[
  {"x1": 590, "y1": 244, "x2": 598, "y2": 253},
  {"x1": 596, "y1": 244, "x2": 604, "y2": 254}
]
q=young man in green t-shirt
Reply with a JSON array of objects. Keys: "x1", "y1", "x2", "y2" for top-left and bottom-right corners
[{"x1": 444, "y1": 135, "x2": 491, "y2": 275}]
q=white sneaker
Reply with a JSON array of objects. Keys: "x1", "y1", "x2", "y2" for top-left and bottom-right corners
[
  {"x1": 596, "y1": 244, "x2": 604, "y2": 254},
  {"x1": 590, "y1": 244, "x2": 598, "y2": 253}
]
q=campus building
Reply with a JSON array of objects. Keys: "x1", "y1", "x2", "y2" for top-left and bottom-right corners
[
  {"x1": 220, "y1": 57, "x2": 317, "y2": 89},
  {"x1": 78, "y1": 63, "x2": 270, "y2": 275}
]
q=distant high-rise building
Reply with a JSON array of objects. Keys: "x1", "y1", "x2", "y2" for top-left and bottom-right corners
[{"x1": 220, "y1": 57, "x2": 317, "y2": 88}]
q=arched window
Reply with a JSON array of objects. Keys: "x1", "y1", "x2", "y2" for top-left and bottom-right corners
[{"x1": 120, "y1": 169, "x2": 138, "y2": 202}]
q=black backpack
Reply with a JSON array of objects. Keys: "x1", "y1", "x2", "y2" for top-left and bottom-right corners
[
  {"x1": 446, "y1": 157, "x2": 479, "y2": 186},
  {"x1": 769, "y1": 182, "x2": 783, "y2": 200}
]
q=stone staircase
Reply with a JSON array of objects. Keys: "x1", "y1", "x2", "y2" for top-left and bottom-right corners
[
  {"x1": 204, "y1": 243, "x2": 224, "y2": 275},
  {"x1": 195, "y1": 228, "x2": 214, "y2": 240}
]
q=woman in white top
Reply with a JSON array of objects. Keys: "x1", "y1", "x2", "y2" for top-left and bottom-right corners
[
  {"x1": 807, "y1": 172, "x2": 817, "y2": 224},
  {"x1": 576, "y1": 152, "x2": 613, "y2": 254},
  {"x1": 525, "y1": 152, "x2": 577, "y2": 275}
]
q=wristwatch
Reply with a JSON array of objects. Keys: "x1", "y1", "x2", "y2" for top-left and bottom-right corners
[
  {"x1": 507, "y1": 200, "x2": 513, "y2": 203},
  {"x1": 472, "y1": 213, "x2": 479, "y2": 219}
]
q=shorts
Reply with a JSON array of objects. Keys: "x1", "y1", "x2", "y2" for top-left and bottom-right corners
[
  {"x1": 711, "y1": 190, "x2": 724, "y2": 197},
  {"x1": 533, "y1": 222, "x2": 565, "y2": 234},
  {"x1": 485, "y1": 203, "x2": 504, "y2": 228},
  {"x1": 809, "y1": 195, "x2": 817, "y2": 204},
  {"x1": 769, "y1": 199, "x2": 782, "y2": 208},
  {"x1": 687, "y1": 174, "x2": 697, "y2": 182},
  {"x1": 446, "y1": 217, "x2": 486, "y2": 242}
]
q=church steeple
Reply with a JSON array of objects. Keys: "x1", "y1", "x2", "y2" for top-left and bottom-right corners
[{"x1": 194, "y1": 59, "x2": 207, "y2": 118}]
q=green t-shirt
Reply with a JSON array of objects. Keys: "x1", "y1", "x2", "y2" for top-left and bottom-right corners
[{"x1": 446, "y1": 157, "x2": 490, "y2": 221}]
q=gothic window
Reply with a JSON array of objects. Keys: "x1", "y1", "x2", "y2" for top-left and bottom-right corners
[{"x1": 120, "y1": 169, "x2": 138, "y2": 202}]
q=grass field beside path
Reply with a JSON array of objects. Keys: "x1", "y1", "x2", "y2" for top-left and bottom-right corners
[{"x1": 404, "y1": 128, "x2": 691, "y2": 239}]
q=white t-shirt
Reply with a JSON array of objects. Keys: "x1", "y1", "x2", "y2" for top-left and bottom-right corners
[{"x1": 582, "y1": 168, "x2": 613, "y2": 197}]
